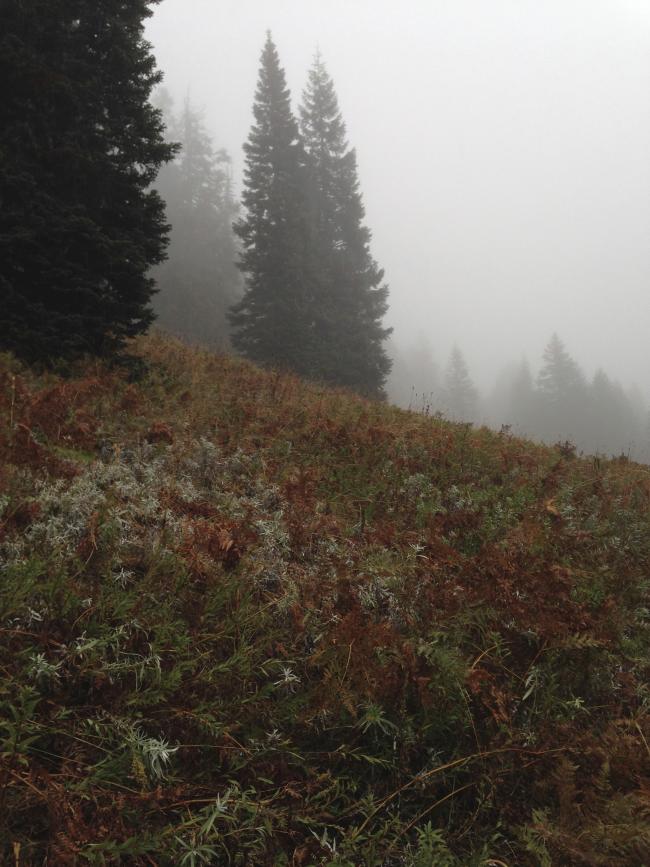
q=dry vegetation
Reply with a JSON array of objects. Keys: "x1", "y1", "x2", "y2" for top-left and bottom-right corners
[{"x1": 1, "y1": 333, "x2": 650, "y2": 865}]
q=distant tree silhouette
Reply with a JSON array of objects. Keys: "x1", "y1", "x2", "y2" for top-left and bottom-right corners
[
  {"x1": 442, "y1": 346, "x2": 478, "y2": 421},
  {"x1": 510, "y1": 359, "x2": 537, "y2": 431},
  {"x1": 589, "y1": 370, "x2": 643, "y2": 457},
  {"x1": 537, "y1": 334, "x2": 586, "y2": 403},
  {"x1": 386, "y1": 333, "x2": 438, "y2": 409},
  {"x1": 536, "y1": 334, "x2": 588, "y2": 442},
  {"x1": 641, "y1": 411, "x2": 650, "y2": 464},
  {"x1": 488, "y1": 358, "x2": 536, "y2": 433},
  {"x1": 153, "y1": 94, "x2": 242, "y2": 347}
]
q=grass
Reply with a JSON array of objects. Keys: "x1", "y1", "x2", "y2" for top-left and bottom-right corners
[{"x1": 1, "y1": 332, "x2": 649, "y2": 865}]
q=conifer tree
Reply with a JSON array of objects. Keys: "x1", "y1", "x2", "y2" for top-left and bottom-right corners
[
  {"x1": 589, "y1": 370, "x2": 642, "y2": 457},
  {"x1": 442, "y1": 346, "x2": 478, "y2": 421},
  {"x1": 230, "y1": 34, "x2": 312, "y2": 373},
  {"x1": 536, "y1": 334, "x2": 588, "y2": 442},
  {"x1": 300, "y1": 54, "x2": 392, "y2": 397},
  {"x1": 0, "y1": 0, "x2": 175, "y2": 363},
  {"x1": 153, "y1": 95, "x2": 241, "y2": 347},
  {"x1": 537, "y1": 334, "x2": 586, "y2": 404}
]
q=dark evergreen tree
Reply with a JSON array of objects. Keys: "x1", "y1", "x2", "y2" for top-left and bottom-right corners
[
  {"x1": 0, "y1": 0, "x2": 175, "y2": 363},
  {"x1": 152, "y1": 94, "x2": 242, "y2": 347},
  {"x1": 442, "y1": 346, "x2": 478, "y2": 421},
  {"x1": 229, "y1": 34, "x2": 312, "y2": 373},
  {"x1": 300, "y1": 54, "x2": 392, "y2": 397}
]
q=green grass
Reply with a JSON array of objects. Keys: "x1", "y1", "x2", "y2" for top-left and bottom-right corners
[{"x1": 1, "y1": 333, "x2": 649, "y2": 865}]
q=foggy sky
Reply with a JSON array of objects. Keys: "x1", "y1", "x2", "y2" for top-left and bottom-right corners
[{"x1": 146, "y1": 0, "x2": 650, "y2": 395}]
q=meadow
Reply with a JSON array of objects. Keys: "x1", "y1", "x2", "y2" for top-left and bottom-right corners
[{"x1": 1, "y1": 334, "x2": 649, "y2": 864}]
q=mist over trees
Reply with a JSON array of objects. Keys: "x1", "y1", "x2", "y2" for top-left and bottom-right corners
[
  {"x1": 387, "y1": 334, "x2": 440, "y2": 412},
  {"x1": 0, "y1": 0, "x2": 174, "y2": 363},
  {"x1": 152, "y1": 93, "x2": 242, "y2": 348},
  {"x1": 1, "y1": 4, "x2": 646, "y2": 463},
  {"x1": 3, "y1": 6, "x2": 650, "y2": 858},
  {"x1": 147, "y1": 28, "x2": 648, "y2": 457},
  {"x1": 231, "y1": 34, "x2": 392, "y2": 397},
  {"x1": 299, "y1": 54, "x2": 392, "y2": 397},
  {"x1": 389, "y1": 333, "x2": 649, "y2": 461},
  {"x1": 229, "y1": 35, "x2": 312, "y2": 373},
  {"x1": 441, "y1": 346, "x2": 479, "y2": 423}
]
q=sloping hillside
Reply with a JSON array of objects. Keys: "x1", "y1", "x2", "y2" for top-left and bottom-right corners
[{"x1": 1, "y1": 334, "x2": 649, "y2": 865}]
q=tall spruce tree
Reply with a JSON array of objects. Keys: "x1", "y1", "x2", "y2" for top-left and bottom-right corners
[
  {"x1": 300, "y1": 54, "x2": 392, "y2": 397},
  {"x1": 536, "y1": 334, "x2": 588, "y2": 442},
  {"x1": 153, "y1": 95, "x2": 242, "y2": 347},
  {"x1": 0, "y1": 0, "x2": 175, "y2": 363},
  {"x1": 230, "y1": 34, "x2": 312, "y2": 373}
]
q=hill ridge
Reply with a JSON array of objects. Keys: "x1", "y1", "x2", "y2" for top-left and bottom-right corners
[{"x1": 1, "y1": 334, "x2": 649, "y2": 864}]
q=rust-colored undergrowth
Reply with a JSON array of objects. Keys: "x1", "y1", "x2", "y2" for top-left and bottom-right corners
[{"x1": 1, "y1": 334, "x2": 649, "y2": 865}]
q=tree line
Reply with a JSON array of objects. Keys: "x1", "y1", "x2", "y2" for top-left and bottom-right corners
[
  {"x1": 153, "y1": 34, "x2": 393, "y2": 396},
  {"x1": 390, "y1": 334, "x2": 650, "y2": 461},
  {"x1": 1, "y1": 4, "x2": 646, "y2": 457},
  {"x1": 150, "y1": 91, "x2": 242, "y2": 350},
  {"x1": 229, "y1": 35, "x2": 391, "y2": 397},
  {"x1": 1, "y1": 6, "x2": 391, "y2": 397}
]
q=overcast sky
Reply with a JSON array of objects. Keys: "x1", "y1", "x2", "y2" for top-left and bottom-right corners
[{"x1": 146, "y1": 0, "x2": 650, "y2": 393}]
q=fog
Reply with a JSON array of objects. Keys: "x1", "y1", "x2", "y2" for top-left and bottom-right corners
[{"x1": 146, "y1": 0, "x2": 650, "y2": 404}]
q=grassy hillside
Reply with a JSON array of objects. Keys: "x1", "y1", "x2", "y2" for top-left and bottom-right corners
[{"x1": 1, "y1": 334, "x2": 649, "y2": 865}]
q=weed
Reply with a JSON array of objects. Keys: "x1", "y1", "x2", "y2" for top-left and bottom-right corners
[{"x1": 0, "y1": 334, "x2": 649, "y2": 864}]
